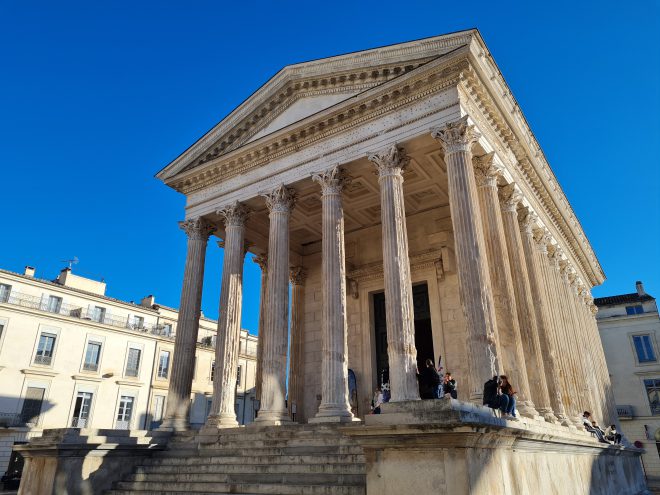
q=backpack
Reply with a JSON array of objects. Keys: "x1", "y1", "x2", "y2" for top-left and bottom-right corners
[{"x1": 483, "y1": 378, "x2": 498, "y2": 407}]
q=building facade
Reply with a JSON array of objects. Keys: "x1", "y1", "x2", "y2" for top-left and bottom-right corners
[
  {"x1": 0, "y1": 266, "x2": 257, "y2": 476},
  {"x1": 596, "y1": 281, "x2": 660, "y2": 486},
  {"x1": 155, "y1": 29, "x2": 615, "y2": 431}
]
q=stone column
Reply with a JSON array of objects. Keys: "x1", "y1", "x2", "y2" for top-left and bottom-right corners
[
  {"x1": 255, "y1": 184, "x2": 296, "y2": 425},
  {"x1": 367, "y1": 145, "x2": 420, "y2": 402},
  {"x1": 204, "y1": 202, "x2": 249, "y2": 429},
  {"x1": 288, "y1": 266, "x2": 306, "y2": 420},
  {"x1": 473, "y1": 154, "x2": 535, "y2": 417},
  {"x1": 519, "y1": 210, "x2": 568, "y2": 424},
  {"x1": 432, "y1": 117, "x2": 500, "y2": 401},
  {"x1": 253, "y1": 254, "x2": 268, "y2": 404},
  {"x1": 499, "y1": 188, "x2": 555, "y2": 422},
  {"x1": 161, "y1": 217, "x2": 215, "y2": 431},
  {"x1": 311, "y1": 166, "x2": 355, "y2": 422}
]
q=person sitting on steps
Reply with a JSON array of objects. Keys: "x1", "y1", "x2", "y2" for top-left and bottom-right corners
[
  {"x1": 582, "y1": 411, "x2": 611, "y2": 444},
  {"x1": 499, "y1": 375, "x2": 517, "y2": 418},
  {"x1": 483, "y1": 375, "x2": 509, "y2": 416}
]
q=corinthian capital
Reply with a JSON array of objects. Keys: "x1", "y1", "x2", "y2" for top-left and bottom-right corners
[
  {"x1": 498, "y1": 183, "x2": 524, "y2": 212},
  {"x1": 289, "y1": 266, "x2": 307, "y2": 286},
  {"x1": 179, "y1": 217, "x2": 215, "y2": 241},
  {"x1": 431, "y1": 115, "x2": 481, "y2": 154},
  {"x1": 217, "y1": 201, "x2": 250, "y2": 227},
  {"x1": 519, "y1": 208, "x2": 538, "y2": 234},
  {"x1": 262, "y1": 184, "x2": 296, "y2": 213},
  {"x1": 532, "y1": 227, "x2": 553, "y2": 253},
  {"x1": 472, "y1": 152, "x2": 500, "y2": 187},
  {"x1": 253, "y1": 254, "x2": 268, "y2": 272},
  {"x1": 312, "y1": 166, "x2": 351, "y2": 195},
  {"x1": 367, "y1": 144, "x2": 409, "y2": 178}
]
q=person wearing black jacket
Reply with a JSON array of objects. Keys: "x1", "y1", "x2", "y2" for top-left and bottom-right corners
[{"x1": 418, "y1": 359, "x2": 441, "y2": 399}]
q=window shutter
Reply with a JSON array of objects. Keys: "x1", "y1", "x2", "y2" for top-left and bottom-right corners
[{"x1": 21, "y1": 387, "x2": 45, "y2": 424}]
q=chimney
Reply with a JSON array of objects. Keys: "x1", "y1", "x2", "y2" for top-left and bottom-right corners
[
  {"x1": 23, "y1": 266, "x2": 35, "y2": 277},
  {"x1": 637, "y1": 281, "x2": 646, "y2": 296},
  {"x1": 140, "y1": 295, "x2": 156, "y2": 308}
]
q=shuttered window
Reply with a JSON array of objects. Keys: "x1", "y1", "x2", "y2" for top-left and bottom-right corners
[
  {"x1": 20, "y1": 387, "x2": 45, "y2": 424},
  {"x1": 125, "y1": 348, "x2": 141, "y2": 377}
]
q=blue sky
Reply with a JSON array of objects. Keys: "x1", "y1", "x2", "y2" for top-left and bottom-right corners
[{"x1": 1, "y1": 1, "x2": 658, "y2": 333}]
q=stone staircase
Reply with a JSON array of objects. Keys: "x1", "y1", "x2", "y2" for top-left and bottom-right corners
[{"x1": 105, "y1": 424, "x2": 366, "y2": 495}]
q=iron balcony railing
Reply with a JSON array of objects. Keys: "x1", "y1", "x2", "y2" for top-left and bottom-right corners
[
  {"x1": 33, "y1": 354, "x2": 52, "y2": 366},
  {"x1": 616, "y1": 404, "x2": 634, "y2": 419},
  {"x1": 71, "y1": 417, "x2": 88, "y2": 428},
  {"x1": 0, "y1": 413, "x2": 24, "y2": 428},
  {"x1": 82, "y1": 362, "x2": 98, "y2": 372}
]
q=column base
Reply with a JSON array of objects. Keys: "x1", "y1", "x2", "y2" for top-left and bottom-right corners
[
  {"x1": 537, "y1": 407, "x2": 560, "y2": 424},
  {"x1": 517, "y1": 401, "x2": 541, "y2": 420},
  {"x1": 309, "y1": 413, "x2": 362, "y2": 424},
  {"x1": 157, "y1": 416, "x2": 189, "y2": 432},
  {"x1": 202, "y1": 413, "x2": 240, "y2": 431},
  {"x1": 253, "y1": 410, "x2": 293, "y2": 426}
]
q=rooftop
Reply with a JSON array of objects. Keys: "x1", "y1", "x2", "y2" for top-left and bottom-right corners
[{"x1": 594, "y1": 281, "x2": 655, "y2": 307}]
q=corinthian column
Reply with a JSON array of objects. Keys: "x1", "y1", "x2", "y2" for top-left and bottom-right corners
[
  {"x1": 499, "y1": 187, "x2": 555, "y2": 422},
  {"x1": 253, "y1": 255, "x2": 268, "y2": 404},
  {"x1": 288, "y1": 266, "x2": 306, "y2": 420},
  {"x1": 432, "y1": 117, "x2": 500, "y2": 401},
  {"x1": 161, "y1": 217, "x2": 215, "y2": 431},
  {"x1": 204, "y1": 201, "x2": 249, "y2": 429},
  {"x1": 519, "y1": 210, "x2": 568, "y2": 424},
  {"x1": 473, "y1": 155, "x2": 535, "y2": 417},
  {"x1": 310, "y1": 166, "x2": 356, "y2": 421},
  {"x1": 367, "y1": 145, "x2": 419, "y2": 402},
  {"x1": 255, "y1": 185, "x2": 296, "y2": 425}
]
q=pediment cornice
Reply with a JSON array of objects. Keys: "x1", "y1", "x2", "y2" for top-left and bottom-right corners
[{"x1": 158, "y1": 30, "x2": 477, "y2": 180}]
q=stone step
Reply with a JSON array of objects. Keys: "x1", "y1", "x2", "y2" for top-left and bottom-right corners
[
  {"x1": 143, "y1": 453, "x2": 366, "y2": 466},
  {"x1": 125, "y1": 472, "x2": 366, "y2": 485},
  {"x1": 195, "y1": 445, "x2": 363, "y2": 456},
  {"x1": 112, "y1": 481, "x2": 365, "y2": 494},
  {"x1": 135, "y1": 462, "x2": 365, "y2": 475},
  {"x1": 197, "y1": 437, "x2": 358, "y2": 449}
]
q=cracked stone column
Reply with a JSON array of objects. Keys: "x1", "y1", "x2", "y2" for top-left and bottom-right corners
[
  {"x1": 161, "y1": 217, "x2": 215, "y2": 431},
  {"x1": 432, "y1": 117, "x2": 500, "y2": 401},
  {"x1": 253, "y1": 254, "x2": 268, "y2": 404},
  {"x1": 473, "y1": 154, "x2": 536, "y2": 417},
  {"x1": 367, "y1": 145, "x2": 420, "y2": 402},
  {"x1": 499, "y1": 189, "x2": 556, "y2": 423},
  {"x1": 310, "y1": 166, "x2": 356, "y2": 422},
  {"x1": 519, "y1": 210, "x2": 568, "y2": 424},
  {"x1": 255, "y1": 184, "x2": 296, "y2": 425},
  {"x1": 204, "y1": 201, "x2": 249, "y2": 429},
  {"x1": 288, "y1": 266, "x2": 306, "y2": 420}
]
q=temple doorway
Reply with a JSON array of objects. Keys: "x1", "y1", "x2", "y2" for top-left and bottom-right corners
[{"x1": 373, "y1": 282, "x2": 435, "y2": 387}]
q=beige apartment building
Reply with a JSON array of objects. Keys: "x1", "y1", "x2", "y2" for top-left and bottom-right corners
[
  {"x1": 0, "y1": 265, "x2": 257, "y2": 476},
  {"x1": 596, "y1": 281, "x2": 660, "y2": 487}
]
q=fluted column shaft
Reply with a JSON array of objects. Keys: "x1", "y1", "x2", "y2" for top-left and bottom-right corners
[
  {"x1": 474, "y1": 156, "x2": 535, "y2": 416},
  {"x1": 501, "y1": 200, "x2": 555, "y2": 422},
  {"x1": 367, "y1": 145, "x2": 419, "y2": 402},
  {"x1": 253, "y1": 255, "x2": 268, "y2": 404},
  {"x1": 205, "y1": 202, "x2": 249, "y2": 428},
  {"x1": 311, "y1": 166, "x2": 354, "y2": 421},
  {"x1": 432, "y1": 117, "x2": 500, "y2": 401},
  {"x1": 161, "y1": 217, "x2": 214, "y2": 431},
  {"x1": 288, "y1": 267, "x2": 306, "y2": 419},
  {"x1": 520, "y1": 213, "x2": 568, "y2": 423},
  {"x1": 255, "y1": 185, "x2": 296, "y2": 424}
]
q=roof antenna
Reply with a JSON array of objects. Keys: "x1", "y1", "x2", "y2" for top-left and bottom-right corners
[{"x1": 61, "y1": 256, "x2": 79, "y2": 269}]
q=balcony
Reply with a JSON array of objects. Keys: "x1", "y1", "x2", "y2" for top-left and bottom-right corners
[
  {"x1": 0, "y1": 413, "x2": 24, "y2": 428},
  {"x1": 33, "y1": 354, "x2": 52, "y2": 366},
  {"x1": 82, "y1": 362, "x2": 98, "y2": 372},
  {"x1": 617, "y1": 404, "x2": 634, "y2": 420},
  {"x1": 71, "y1": 417, "x2": 88, "y2": 428}
]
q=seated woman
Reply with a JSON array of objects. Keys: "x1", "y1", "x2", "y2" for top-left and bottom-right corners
[
  {"x1": 582, "y1": 411, "x2": 610, "y2": 444},
  {"x1": 483, "y1": 376, "x2": 510, "y2": 415},
  {"x1": 500, "y1": 375, "x2": 517, "y2": 418}
]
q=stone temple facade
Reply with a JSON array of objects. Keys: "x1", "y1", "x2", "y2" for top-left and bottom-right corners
[{"x1": 15, "y1": 29, "x2": 649, "y2": 495}]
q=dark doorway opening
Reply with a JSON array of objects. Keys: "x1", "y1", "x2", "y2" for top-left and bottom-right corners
[{"x1": 373, "y1": 283, "x2": 435, "y2": 387}]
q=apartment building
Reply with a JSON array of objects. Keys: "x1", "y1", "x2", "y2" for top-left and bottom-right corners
[{"x1": 0, "y1": 265, "x2": 257, "y2": 476}]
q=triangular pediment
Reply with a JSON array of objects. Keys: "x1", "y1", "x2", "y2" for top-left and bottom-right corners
[{"x1": 157, "y1": 29, "x2": 478, "y2": 180}]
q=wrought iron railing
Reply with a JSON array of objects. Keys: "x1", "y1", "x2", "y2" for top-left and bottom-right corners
[
  {"x1": 0, "y1": 413, "x2": 24, "y2": 427},
  {"x1": 616, "y1": 404, "x2": 634, "y2": 419},
  {"x1": 115, "y1": 420, "x2": 130, "y2": 430},
  {"x1": 82, "y1": 362, "x2": 98, "y2": 372},
  {"x1": 71, "y1": 417, "x2": 88, "y2": 428},
  {"x1": 33, "y1": 354, "x2": 52, "y2": 366}
]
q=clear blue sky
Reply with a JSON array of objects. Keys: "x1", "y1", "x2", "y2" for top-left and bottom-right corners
[{"x1": 1, "y1": 1, "x2": 658, "y2": 334}]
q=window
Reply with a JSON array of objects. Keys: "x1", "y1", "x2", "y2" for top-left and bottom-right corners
[
  {"x1": 20, "y1": 387, "x2": 45, "y2": 424},
  {"x1": 46, "y1": 295, "x2": 62, "y2": 314},
  {"x1": 157, "y1": 351, "x2": 170, "y2": 379},
  {"x1": 210, "y1": 361, "x2": 216, "y2": 382},
  {"x1": 34, "y1": 333, "x2": 56, "y2": 365},
  {"x1": 0, "y1": 284, "x2": 11, "y2": 303},
  {"x1": 150, "y1": 395, "x2": 165, "y2": 429},
  {"x1": 162, "y1": 323, "x2": 172, "y2": 336},
  {"x1": 0, "y1": 321, "x2": 4, "y2": 341},
  {"x1": 116, "y1": 396, "x2": 134, "y2": 429},
  {"x1": 83, "y1": 341, "x2": 102, "y2": 371},
  {"x1": 90, "y1": 306, "x2": 106, "y2": 323},
  {"x1": 125, "y1": 348, "x2": 141, "y2": 377},
  {"x1": 236, "y1": 365, "x2": 242, "y2": 387},
  {"x1": 626, "y1": 305, "x2": 644, "y2": 315},
  {"x1": 71, "y1": 391, "x2": 93, "y2": 427},
  {"x1": 131, "y1": 316, "x2": 144, "y2": 329},
  {"x1": 645, "y1": 379, "x2": 660, "y2": 415},
  {"x1": 634, "y1": 335, "x2": 656, "y2": 363},
  {"x1": 206, "y1": 398, "x2": 213, "y2": 419}
]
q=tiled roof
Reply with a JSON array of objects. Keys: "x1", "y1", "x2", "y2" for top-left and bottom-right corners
[{"x1": 594, "y1": 292, "x2": 655, "y2": 306}]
